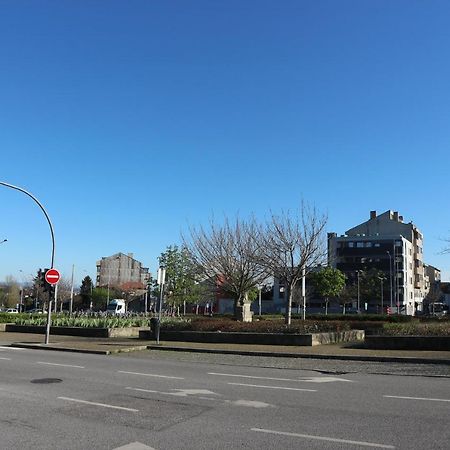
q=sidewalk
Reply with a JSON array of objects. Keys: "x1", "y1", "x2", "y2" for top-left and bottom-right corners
[{"x1": 1, "y1": 331, "x2": 450, "y2": 364}]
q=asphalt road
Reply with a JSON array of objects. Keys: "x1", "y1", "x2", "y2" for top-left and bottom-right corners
[{"x1": 0, "y1": 346, "x2": 449, "y2": 450}]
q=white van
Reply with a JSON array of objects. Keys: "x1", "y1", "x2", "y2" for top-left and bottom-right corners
[{"x1": 106, "y1": 299, "x2": 126, "y2": 315}]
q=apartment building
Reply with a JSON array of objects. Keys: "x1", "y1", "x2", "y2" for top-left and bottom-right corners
[
  {"x1": 96, "y1": 252, "x2": 150, "y2": 291},
  {"x1": 328, "y1": 210, "x2": 429, "y2": 315}
]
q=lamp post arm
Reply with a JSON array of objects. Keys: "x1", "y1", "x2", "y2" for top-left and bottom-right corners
[{"x1": 0, "y1": 181, "x2": 55, "y2": 268}]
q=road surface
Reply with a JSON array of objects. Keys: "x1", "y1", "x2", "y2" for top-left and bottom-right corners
[{"x1": 0, "y1": 346, "x2": 448, "y2": 449}]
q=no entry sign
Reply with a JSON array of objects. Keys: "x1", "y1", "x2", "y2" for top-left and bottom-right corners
[{"x1": 45, "y1": 268, "x2": 61, "y2": 285}]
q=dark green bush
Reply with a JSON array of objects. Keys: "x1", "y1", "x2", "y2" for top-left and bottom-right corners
[{"x1": 161, "y1": 317, "x2": 351, "y2": 334}]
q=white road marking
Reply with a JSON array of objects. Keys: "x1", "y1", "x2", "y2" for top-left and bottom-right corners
[
  {"x1": 58, "y1": 397, "x2": 139, "y2": 412},
  {"x1": 113, "y1": 442, "x2": 156, "y2": 450},
  {"x1": 251, "y1": 428, "x2": 395, "y2": 448},
  {"x1": 0, "y1": 357, "x2": 11, "y2": 360},
  {"x1": 118, "y1": 370, "x2": 184, "y2": 380},
  {"x1": 228, "y1": 382, "x2": 316, "y2": 392},
  {"x1": 300, "y1": 376, "x2": 354, "y2": 383},
  {"x1": 209, "y1": 372, "x2": 300, "y2": 382},
  {"x1": 384, "y1": 395, "x2": 450, "y2": 403},
  {"x1": 125, "y1": 387, "x2": 219, "y2": 397},
  {"x1": 125, "y1": 388, "x2": 273, "y2": 408},
  {"x1": 208, "y1": 372, "x2": 353, "y2": 383},
  {"x1": 166, "y1": 389, "x2": 219, "y2": 397},
  {"x1": 231, "y1": 400, "x2": 270, "y2": 408},
  {"x1": 0, "y1": 346, "x2": 24, "y2": 350},
  {"x1": 37, "y1": 362, "x2": 85, "y2": 369}
]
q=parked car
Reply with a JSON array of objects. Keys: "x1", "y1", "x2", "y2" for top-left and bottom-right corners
[
  {"x1": 5, "y1": 308, "x2": 18, "y2": 314},
  {"x1": 28, "y1": 308, "x2": 44, "y2": 314}
]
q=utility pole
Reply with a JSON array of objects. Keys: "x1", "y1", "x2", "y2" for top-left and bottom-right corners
[{"x1": 69, "y1": 264, "x2": 74, "y2": 315}]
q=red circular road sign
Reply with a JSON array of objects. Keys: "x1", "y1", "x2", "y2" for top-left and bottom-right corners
[{"x1": 45, "y1": 268, "x2": 61, "y2": 285}]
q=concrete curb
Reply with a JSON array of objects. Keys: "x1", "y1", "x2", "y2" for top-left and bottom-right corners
[
  {"x1": 6, "y1": 342, "x2": 450, "y2": 365},
  {"x1": 10, "y1": 343, "x2": 148, "y2": 355},
  {"x1": 146, "y1": 345, "x2": 450, "y2": 365}
]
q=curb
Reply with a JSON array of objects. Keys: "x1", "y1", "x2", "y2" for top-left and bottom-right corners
[
  {"x1": 10, "y1": 343, "x2": 148, "y2": 355},
  {"x1": 146, "y1": 345, "x2": 450, "y2": 365},
  {"x1": 7, "y1": 342, "x2": 450, "y2": 365}
]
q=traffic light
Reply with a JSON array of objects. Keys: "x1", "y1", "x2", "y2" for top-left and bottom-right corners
[{"x1": 37, "y1": 268, "x2": 52, "y2": 293}]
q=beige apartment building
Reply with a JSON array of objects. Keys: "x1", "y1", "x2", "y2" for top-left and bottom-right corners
[{"x1": 96, "y1": 252, "x2": 150, "y2": 292}]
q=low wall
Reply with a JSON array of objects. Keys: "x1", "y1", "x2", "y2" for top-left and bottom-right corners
[
  {"x1": 4, "y1": 324, "x2": 146, "y2": 338},
  {"x1": 139, "y1": 329, "x2": 364, "y2": 346},
  {"x1": 365, "y1": 336, "x2": 450, "y2": 350}
]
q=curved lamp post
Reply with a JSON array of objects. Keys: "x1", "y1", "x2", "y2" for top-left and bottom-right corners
[{"x1": 0, "y1": 181, "x2": 56, "y2": 344}]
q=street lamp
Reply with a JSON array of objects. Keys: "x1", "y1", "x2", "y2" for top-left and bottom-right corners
[
  {"x1": 378, "y1": 276, "x2": 385, "y2": 314},
  {"x1": 0, "y1": 239, "x2": 7, "y2": 244},
  {"x1": 386, "y1": 251, "x2": 393, "y2": 310},
  {"x1": 0, "y1": 181, "x2": 56, "y2": 345},
  {"x1": 356, "y1": 270, "x2": 362, "y2": 313},
  {"x1": 156, "y1": 266, "x2": 166, "y2": 344}
]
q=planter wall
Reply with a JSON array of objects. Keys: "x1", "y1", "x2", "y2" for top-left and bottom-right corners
[
  {"x1": 365, "y1": 335, "x2": 450, "y2": 350},
  {"x1": 4, "y1": 324, "x2": 146, "y2": 338},
  {"x1": 139, "y1": 329, "x2": 364, "y2": 346}
]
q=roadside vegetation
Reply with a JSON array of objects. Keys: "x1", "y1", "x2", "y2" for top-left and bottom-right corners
[{"x1": 5, "y1": 313, "x2": 148, "y2": 328}]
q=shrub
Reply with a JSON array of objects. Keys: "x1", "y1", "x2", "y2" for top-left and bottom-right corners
[
  {"x1": 160, "y1": 317, "x2": 351, "y2": 334},
  {"x1": 382, "y1": 322, "x2": 450, "y2": 336}
]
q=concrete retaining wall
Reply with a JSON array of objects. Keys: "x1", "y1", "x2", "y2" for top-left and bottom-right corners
[
  {"x1": 365, "y1": 335, "x2": 450, "y2": 350},
  {"x1": 139, "y1": 329, "x2": 364, "y2": 346},
  {"x1": 4, "y1": 324, "x2": 146, "y2": 338}
]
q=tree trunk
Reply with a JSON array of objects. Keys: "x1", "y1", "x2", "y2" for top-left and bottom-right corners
[
  {"x1": 285, "y1": 286, "x2": 292, "y2": 326},
  {"x1": 325, "y1": 298, "x2": 328, "y2": 315}
]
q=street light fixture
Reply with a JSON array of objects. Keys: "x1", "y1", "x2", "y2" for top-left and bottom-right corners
[
  {"x1": 0, "y1": 239, "x2": 7, "y2": 244},
  {"x1": 378, "y1": 276, "x2": 385, "y2": 314},
  {"x1": 356, "y1": 270, "x2": 362, "y2": 314}
]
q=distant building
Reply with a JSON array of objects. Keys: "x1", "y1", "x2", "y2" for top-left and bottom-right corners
[
  {"x1": 328, "y1": 210, "x2": 433, "y2": 315},
  {"x1": 96, "y1": 253, "x2": 150, "y2": 292}
]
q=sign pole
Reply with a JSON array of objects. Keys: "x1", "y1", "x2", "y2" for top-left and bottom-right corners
[{"x1": 44, "y1": 268, "x2": 61, "y2": 345}]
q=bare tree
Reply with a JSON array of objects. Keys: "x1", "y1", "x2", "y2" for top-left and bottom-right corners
[
  {"x1": 2, "y1": 276, "x2": 20, "y2": 308},
  {"x1": 184, "y1": 217, "x2": 268, "y2": 322},
  {"x1": 443, "y1": 236, "x2": 450, "y2": 254},
  {"x1": 260, "y1": 204, "x2": 327, "y2": 325}
]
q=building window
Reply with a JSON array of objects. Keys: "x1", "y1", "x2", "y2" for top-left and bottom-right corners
[
  {"x1": 365, "y1": 242, "x2": 372, "y2": 248},
  {"x1": 357, "y1": 242, "x2": 364, "y2": 248},
  {"x1": 374, "y1": 243, "x2": 381, "y2": 248},
  {"x1": 348, "y1": 242, "x2": 354, "y2": 248}
]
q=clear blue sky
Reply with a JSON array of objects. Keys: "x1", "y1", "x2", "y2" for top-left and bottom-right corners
[{"x1": 1, "y1": 0, "x2": 449, "y2": 286}]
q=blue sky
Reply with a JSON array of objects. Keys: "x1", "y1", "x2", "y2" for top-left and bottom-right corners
[{"x1": 1, "y1": 0, "x2": 449, "y2": 286}]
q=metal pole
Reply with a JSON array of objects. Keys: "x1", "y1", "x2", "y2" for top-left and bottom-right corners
[
  {"x1": 144, "y1": 291, "x2": 148, "y2": 314},
  {"x1": 0, "y1": 182, "x2": 56, "y2": 344},
  {"x1": 258, "y1": 287, "x2": 262, "y2": 316},
  {"x1": 357, "y1": 271, "x2": 360, "y2": 313},
  {"x1": 107, "y1": 273, "x2": 110, "y2": 307},
  {"x1": 69, "y1": 264, "x2": 74, "y2": 315},
  {"x1": 0, "y1": 182, "x2": 55, "y2": 268},
  {"x1": 380, "y1": 278, "x2": 384, "y2": 313},
  {"x1": 45, "y1": 300, "x2": 52, "y2": 344},
  {"x1": 387, "y1": 251, "x2": 393, "y2": 309},
  {"x1": 302, "y1": 266, "x2": 306, "y2": 321},
  {"x1": 157, "y1": 282, "x2": 164, "y2": 344},
  {"x1": 54, "y1": 283, "x2": 58, "y2": 313}
]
